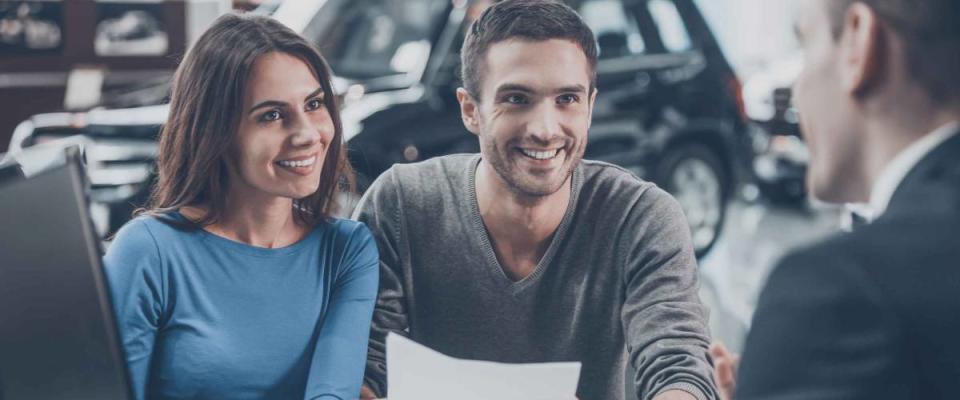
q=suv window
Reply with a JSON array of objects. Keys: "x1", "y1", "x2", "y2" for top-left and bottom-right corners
[
  {"x1": 578, "y1": 0, "x2": 645, "y2": 59},
  {"x1": 647, "y1": 0, "x2": 693, "y2": 52}
]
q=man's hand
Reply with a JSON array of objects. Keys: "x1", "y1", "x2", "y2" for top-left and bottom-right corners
[
  {"x1": 653, "y1": 389, "x2": 697, "y2": 400},
  {"x1": 359, "y1": 384, "x2": 378, "y2": 400},
  {"x1": 709, "y1": 341, "x2": 740, "y2": 400}
]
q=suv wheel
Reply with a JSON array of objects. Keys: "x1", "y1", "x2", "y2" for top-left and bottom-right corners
[{"x1": 656, "y1": 143, "x2": 727, "y2": 258}]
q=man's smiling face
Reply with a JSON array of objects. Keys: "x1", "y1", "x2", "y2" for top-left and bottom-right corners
[{"x1": 460, "y1": 38, "x2": 596, "y2": 197}]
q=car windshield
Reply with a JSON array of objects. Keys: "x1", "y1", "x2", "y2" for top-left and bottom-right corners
[{"x1": 314, "y1": 0, "x2": 447, "y2": 81}]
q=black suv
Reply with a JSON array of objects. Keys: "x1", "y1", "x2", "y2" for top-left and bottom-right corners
[
  {"x1": 6, "y1": 0, "x2": 752, "y2": 257},
  {"x1": 320, "y1": 0, "x2": 752, "y2": 256}
]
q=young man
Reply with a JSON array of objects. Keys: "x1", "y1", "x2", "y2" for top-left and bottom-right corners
[
  {"x1": 712, "y1": 0, "x2": 960, "y2": 399},
  {"x1": 355, "y1": 1, "x2": 717, "y2": 399}
]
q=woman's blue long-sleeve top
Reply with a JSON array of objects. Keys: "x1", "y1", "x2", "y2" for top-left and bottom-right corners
[{"x1": 103, "y1": 214, "x2": 379, "y2": 400}]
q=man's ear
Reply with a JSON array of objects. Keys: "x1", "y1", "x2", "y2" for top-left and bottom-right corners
[
  {"x1": 456, "y1": 88, "x2": 481, "y2": 136},
  {"x1": 839, "y1": 2, "x2": 883, "y2": 96}
]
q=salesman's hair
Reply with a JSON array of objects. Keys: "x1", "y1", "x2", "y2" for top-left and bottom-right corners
[{"x1": 829, "y1": 0, "x2": 960, "y2": 102}]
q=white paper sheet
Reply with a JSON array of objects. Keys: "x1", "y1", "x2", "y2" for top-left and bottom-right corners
[{"x1": 386, "y1": 332, "x2": 582, "y2": 400}]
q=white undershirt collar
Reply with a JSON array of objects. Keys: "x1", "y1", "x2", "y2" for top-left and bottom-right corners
[{"x1": 867, "y1": 121, "x2": 960, "y2": 219}]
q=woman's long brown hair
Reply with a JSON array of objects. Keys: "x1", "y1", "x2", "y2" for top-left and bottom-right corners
[{"x1": 141, "y1": 13, "x2": 353, "y2": 227}]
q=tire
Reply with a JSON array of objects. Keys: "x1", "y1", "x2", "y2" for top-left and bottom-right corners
[{"x1": 655, "y1": 143, "x2": 728, "y2": 258}]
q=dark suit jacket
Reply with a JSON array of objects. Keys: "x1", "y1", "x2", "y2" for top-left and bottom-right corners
[{"x1": 736, "y1": 130, "x2": 960, "y2": 399}]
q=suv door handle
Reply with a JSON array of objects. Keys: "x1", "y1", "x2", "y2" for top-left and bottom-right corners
[{"x1": 635, "y1": 71, "x2": 651, "y2": 88}]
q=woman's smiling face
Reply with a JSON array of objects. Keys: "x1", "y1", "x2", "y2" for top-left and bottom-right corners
[{"x1": 228, "y1": 51, "x2": 334, "y2": 202}]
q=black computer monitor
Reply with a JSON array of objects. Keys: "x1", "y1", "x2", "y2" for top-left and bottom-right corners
[{"x1": 0, "y1": 147, "x2": 133, "y2": 400}]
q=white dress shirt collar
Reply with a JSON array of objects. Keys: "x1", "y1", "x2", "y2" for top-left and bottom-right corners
[{"x1": 868, "y1": 121, "x2": 960, "y2": 219}]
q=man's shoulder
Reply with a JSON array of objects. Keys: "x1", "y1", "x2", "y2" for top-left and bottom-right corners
[
  {"x1": 579, "y1": 159, "x2": 652, "y2": 185},
  {"x1": 767, "y1": 218, "x2": 959, "y2": 303},
  {"x1": 576, "y1": 159, "x2": 674, "y2": 213},
  {"x1": 578, "y1": 158, "x2": 659, "y2": 195},
  {"x1": 375, "y1": 154, "x2": 476, "y2": 194},
  {"x1": 357, "y1": 155, "x2": 474, "y2": 220},
  {"x1": 769, "y1": 231, "x2": 884, "y2": 285},
  {"x1": 848, "y1": 211, "x2": 959, "y2": 264}
]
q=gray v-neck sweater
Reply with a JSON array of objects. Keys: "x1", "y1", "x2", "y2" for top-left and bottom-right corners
[{"x1": 354, "y1": 154, "x2": 717, "y2": 400}]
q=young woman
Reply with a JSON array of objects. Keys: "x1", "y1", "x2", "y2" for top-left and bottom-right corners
[{"x1": 103, "y1": 13, "x2": 378, "y2": 400}]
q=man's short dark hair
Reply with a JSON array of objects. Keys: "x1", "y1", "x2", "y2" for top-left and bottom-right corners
[
  {"x1": 829, "y1": 0, "x2": 960, "y2": 102},
  {"x1": 460, "y1": 0, "x2": 598, "y2": 100}
]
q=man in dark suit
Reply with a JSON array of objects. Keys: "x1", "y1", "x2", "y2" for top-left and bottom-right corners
[{"x1": 711, "y1": 0, "x2": 960, "y2": 399}]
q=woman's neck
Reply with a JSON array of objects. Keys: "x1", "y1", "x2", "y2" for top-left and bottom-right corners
[{"x1": 182, "y1": 194, "x2": 309, "y2": 249}]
